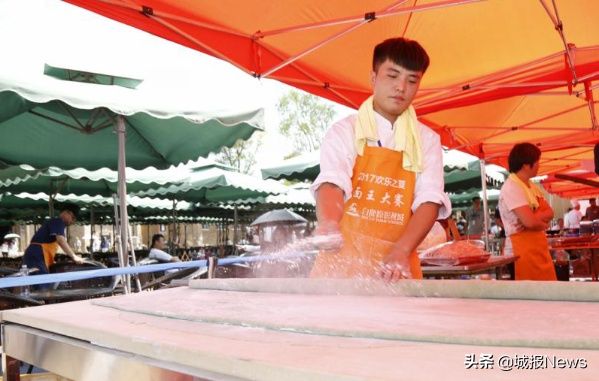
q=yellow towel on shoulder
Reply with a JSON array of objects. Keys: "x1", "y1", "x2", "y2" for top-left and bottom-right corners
[
  {"x1": 508, "y1": 173, "x2": 544, "y2": 209},
  {"x1": 354, "y1": 96, "x2": 422, "y2": 172}
]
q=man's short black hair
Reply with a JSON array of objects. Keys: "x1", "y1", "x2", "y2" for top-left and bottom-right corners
[
  {"x1": 151, "y1": 234, "x2": 164, "y2": 248},
  {"x1": 472, "y1": 196, "x2": 481, "y2": 202},
  {"x1": 508, "y1": 143, "x2": 541, "y2": 173},
  {"x1": 373, "y1": 37, "x2": 430, "y2": 73},
  {"x1": 60, "y1": 203, "x2": 80, "y2": 219}
]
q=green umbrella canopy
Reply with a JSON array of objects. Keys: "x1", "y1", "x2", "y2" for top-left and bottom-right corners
[
  {"x1": 0, "y1": 191, "x2": 195, "y2": 223},
  {"x1": 261, "y1": 152, "x2": 320, "y2": 182},
  {"x1": 0, "y1": 160, "x2": 211, "y2": 197},
  {"x1": 444, "y1": 161, "x2": 506, "y2": 194},
  {"x1": 0, "y1": 76, "x2": 263, "y2": 170},
  {"x1": 135, "y1": 164, "x2": 288, "y2": 203},
  {"x1": 450, "y1": 190, "x2": 500, "y2": 210},
  {"x1": 260, "y1": 150, "x2": 503, "y2": 182}
]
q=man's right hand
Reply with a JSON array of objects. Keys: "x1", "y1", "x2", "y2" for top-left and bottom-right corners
[{"x1": 310, "y1": 220, "x2": 343, "y2": 251}]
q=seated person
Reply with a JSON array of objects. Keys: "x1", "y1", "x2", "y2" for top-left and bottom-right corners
[{"x1": 148, "y1": 234, "x2": 180, "y2": 263}]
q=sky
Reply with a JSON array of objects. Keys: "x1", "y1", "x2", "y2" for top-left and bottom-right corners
[{"x1": 0, "y1": 0, "x2": 353, "y2": 172}]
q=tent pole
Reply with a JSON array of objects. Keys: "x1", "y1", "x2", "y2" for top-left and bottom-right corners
[
  {"x1": 479, "y1": 159, "x2": 490, "y2": 251},
  {"x1": 116, "y1": 115, "x2": 132, "y2": 293}
]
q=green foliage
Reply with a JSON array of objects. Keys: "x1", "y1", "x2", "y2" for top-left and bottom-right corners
[{"x1": 277, "y1": 90, "x2": 336, "y2": 153}]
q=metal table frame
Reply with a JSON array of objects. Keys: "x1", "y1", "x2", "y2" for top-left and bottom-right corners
[{"x1": 1, "y1": 323, "x2": 241, "y2": 381}]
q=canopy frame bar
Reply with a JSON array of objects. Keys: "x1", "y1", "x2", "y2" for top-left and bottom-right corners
[
  {"x1": 119, "y1": 0, "x2": 357, "y2": 107},
  {"x1": 260, "y1": 0, "x2": 410, "y2": 78},
  {"x1": 584, "y1": 81, "x2": 599, "y2": 130},
  {"x1": 256, "y1": 0, "x2": 483, "y2": 38},
  {"x1": 28, "y1": 105, "x2": 115, "y2": 135},
  {"x1": 538, "y1": 0, "x2": 578, "y2": 84}
]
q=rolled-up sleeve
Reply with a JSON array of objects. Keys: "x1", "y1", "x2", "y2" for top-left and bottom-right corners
[
  {"x1": 412, "y1": 125, "x2": 452, "y2": 219},
  {"x1": 310, "y1": 117, "x2": 357, "y2": 201}
]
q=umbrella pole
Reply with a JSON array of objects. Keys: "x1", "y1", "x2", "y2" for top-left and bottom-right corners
[
  {"x1": 233, "y1": 206, "x2": 239, "y2": 247},
  {"x1": 90, "y1": 207, "x2": 95, "y2": 259},
  {"x1": 170, "y1": 199, "x2": 177, "y2": 254},
  {"x1": 112, "y1": 193, "x2": 128, "y2": 293},
  {"x1": 48, "y1": 193, "x2": 55, "y2": 218},
  {"x1": 479, "y1": 159, "x2": 490, "y2": 251},
  {"x1": 116, "y1": 115, "x2": 132, "y2": 293}
]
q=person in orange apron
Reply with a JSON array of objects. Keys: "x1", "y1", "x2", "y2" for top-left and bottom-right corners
[
  {"x1": 498, "y1": 143, "x2": 556, "y2": 281},
  {"x1": 310, "y1": 38, "x2": 451, "y2": 281},
  {"x1": 22, "y1": 204, "x2": 84, "y2": 282}
]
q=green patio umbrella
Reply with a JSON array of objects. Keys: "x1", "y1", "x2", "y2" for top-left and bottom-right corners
[
  {"x1": 444, "y1": 161, "x2": 506, "y2": 194},
  {"x1": 0, "y1": 192, "x2": 195, "y2": 223},
  {"x1": 260, "y1": 150, "x2": 503, "y2": 183},
  {"x1": 449, "y1": 190, "x2": 500, "y2": 209},
  {"x1": 261, "y1": 152, "x2": 320, "y2": 182},
  {"x1": 0, "y1": 80, "x2": 263, "y2": 171},
  {"x1": 0, "y1": 74, "x2": 263, "y2": 291},
  {"x1": 0, "y1": 162, "x2": 204, "y2": 197},
  {"x1": 135, "y1": 164, "x2": 287, "y2": 204}
]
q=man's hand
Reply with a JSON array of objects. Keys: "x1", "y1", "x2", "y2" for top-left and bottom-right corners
[
  {"x1": 310, "y1": 220, "x2": 343, "y2": 251},
  {"x1": 378, "y1": 244, "x2": 412, "y2": 282},
  {"x1": 71, "y1": 254, "x2": 85, "y2": 264}
]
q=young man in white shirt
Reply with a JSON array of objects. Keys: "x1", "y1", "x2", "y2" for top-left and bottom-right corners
[
  {"x1": 310, "y1": 37, "x2": 450, "y2": 281},
  {"x1": 498, "y1": 143, "x2": 556, "y2": 280}
]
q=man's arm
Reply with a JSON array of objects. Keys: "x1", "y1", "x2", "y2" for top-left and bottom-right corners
[
  {"x1": 535, "y1": 198, "x2": 554, "y2": 223},
  {"x1": 380, "y1": 202, "x2": 440, "y2": 281},
  {"x1": 512, "y1": 206, "x2": 549, "y2": 231},
  {"x1": 314, "y1": 183, "x2": 345, "y2": 234},
  {"x1": 55, "y1": 235, "x2": 84, "y2": 263}
]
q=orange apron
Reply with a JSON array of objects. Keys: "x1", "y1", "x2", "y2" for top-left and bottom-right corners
[
  {"x1": 510, "y1": 230, "x2": 556, "y2": 281},
  {"x1": 31, "y1": 242, "x2": 60, "y2": 269},
  {"x1": 311, "y1": 145, "x2": 421, "y2": 279}
]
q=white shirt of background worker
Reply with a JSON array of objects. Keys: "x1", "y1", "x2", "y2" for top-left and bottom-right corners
[
  {"x1": 149, "y1": 234, "x2": 180, "y2": 262},
  {"x1": 564, "y1": 202, "x2": 583, "y2": 229}
]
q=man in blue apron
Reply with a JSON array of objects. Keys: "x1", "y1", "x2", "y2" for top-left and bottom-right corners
[{"x1": 23, "y1": 204, "x2": 84, "y2": 277}]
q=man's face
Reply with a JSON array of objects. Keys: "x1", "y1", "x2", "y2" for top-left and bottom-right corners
[
  {"x1": 473, "y1": 199, "x2": 481, "y2": 209},
  {"x1": 156, "y1": 237, "x2": 166, "y2": 250},
  {"x1": 371, "y1": 59, "x2": 423, "y2": 122},
  {"x1": 522, "y1": 161, "x2": 540, "y2": 177},
  {"x1": 590, "y1": 199, "x2": 597, "y2": 206}
]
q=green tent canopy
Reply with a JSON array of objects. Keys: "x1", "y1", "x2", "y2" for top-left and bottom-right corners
[
  {"x1": 135, "y1": 164, "x2": 287, "y2": 203},
  {"x1": 261, "y1": 152, "x2": 320, "y2": 182},
  {"x1": 0, "y1": 76, "x2": 263, "y2": 170},
  {"x1": 449, "y1": 190, "x2": 500, "y2": 211},
  {"x1": 260, "y1": 150, "x2": 506, "y2": 187},
  {"x1": 444, "y1": 161, "x2": 506, "y2": 194},
  {"x1": 0, "y1": 161, "x2": 211, "y2": 197}
]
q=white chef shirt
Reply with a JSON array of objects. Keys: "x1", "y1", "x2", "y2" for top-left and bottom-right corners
[{"x1": 311, "y1": 113, "x2": 451, "y2": 219}]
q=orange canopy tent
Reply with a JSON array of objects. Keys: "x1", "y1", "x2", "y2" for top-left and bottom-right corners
[
  {"x1": 65, "y1": 0, "x2": 599, "y2": 196},
  {"x1": 418, "y1": 48, "x2": 599, "y2": 197}
]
